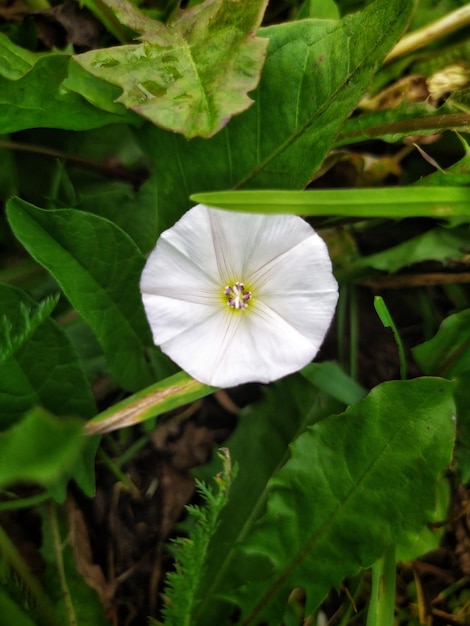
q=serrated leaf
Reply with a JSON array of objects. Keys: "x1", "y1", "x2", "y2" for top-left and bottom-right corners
[
  {"x1": 0, "y1": 284, "x2": 95, "y2": 428},
  {"x1": 6, "y1": 198, "x2": 155, "y2": 392},
  {"x1": 139, "y1": 0, "x2": 415, "y2": 229},
  {"x1": 0, "y1": 292, "x2": 59, "y2": 363},
  {"x1": 0, "y1": 407, "x2": 84, "y2": 489},
  {"x1": 232, "y1": 378, "x2": 455, "y2": 624},
  {"x1": 74, "y1": 0, "x2": 269, "y2": 138}
]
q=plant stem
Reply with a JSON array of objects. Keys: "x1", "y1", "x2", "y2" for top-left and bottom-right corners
[
  {"x1": 385, "y1": 5, "x2": 470, "y2": 63},
  {"x1": 366, "y1": 544, "x2": 397, "y2": 626},
  {"x1": 0, "y1": 491, "x2": 50, "y2": 512},
  {"x1": 48, "y1": 501, "x2": 77, "y2": 626}
]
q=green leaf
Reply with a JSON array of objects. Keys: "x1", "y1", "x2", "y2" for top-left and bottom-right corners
[
  {"x1": 0, "y1": 407, "x2": 84, "y2": 489},
  {"x1": 233, "y1": 378, "x2": 455, "y2": 624},
  {"x1": 194, "y1": 375, "x2": 345, "y2": 624},
  {"x1": 162, "y1": 450, "x2": 234, "y2": 626},
  {"x1": 40, "y1": 502, "x2": 111, "y2": 626},
  {"x1": 0, "y1": 37, "x2": 138, "y2": 133},
  {"x1": 191, "y1": 187, "x2": 470, "y2": 219},
  {"x1": 0, "y1": 292, "x2": 59, "y2": 363},
  {"x1": 6, "y1": 198, "x2": 155, "y2": 392},
  {"x1": 85, "y1": 371, "x2": 215, "y2": 435},
  {"x1": 0, "y1": 588, "x2": 37, "y2": 626},
  {"x1": 0, "y1": 32, "x2": 45, "y2": 80},
  {"x1": 74, "y1": 0, "x2": 269, "y2": 138},
  {"x1": 142, "y1": 0, "x2": 414, "y2": 229},
  {"x1": 0, "y1": 283, "x2": 96, "y2": 428},
  {"x1": 358, "y1": 225, "x2": 470, "y2": 272},
  {"x1": 300, "y1": 361, "x2": 367, "y2": 405},
  {"x1": 297, "y1": 0, "x2": 339, "y2": 20},
  {"x1": 413, "y1": 309, "x2": 470, "y2": 481},
  {"x1": 413, "y1": 309, "x2": 470, "y2": 377},
  {"x1": 75, "y1": 178, "x2": 160, "y2": 254}
]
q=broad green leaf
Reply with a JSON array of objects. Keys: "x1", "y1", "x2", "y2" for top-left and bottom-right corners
[
  {"x1": 396, "y1": 477, "x2": 450, "y2": 563},
  {"x1": 6, "y1": 198, "x2": 155, "y2": 392},
  {"x1": 194, "y1": 375, "x2": 345, "y2": 624},
  {"x1": 0, "y1": 41, "x2": 138, "y2": 133},
  {"x1": 0, "y1": 284, "x2": 96, "y2": 428},
  {"x1": 0, "y1": 32, "x2": 48, "y2": 80},
  {"x1": 191, "y1": 187, "x2": 470, "y2": 219},
  {"x1": 0, "y1": 588, "x2": 36, "y2": 626},
  {"x1": 358, "y1": 225, "x2": 470, "y2": 272},
  {"x1": 413, "y1": 309, "x2": 470, "y2": 377},
  {"x1": 233, "y1": 378, "x2": 455, "y2": 624},
  {"x1": 74, "y1": 0, "x2": 269, "y2": 138},
  {"x1": 75, "y1": 178, "x2": 160, "y2": 254},
  {"x1": 297, "y1": 0, "x2": 339, "y2": 20},
  {"x1": 0, "y1": 407, "x2": 84, "y2": 489},
  {"x1": 141, "y1": 0, "x2": 414, "y2": 229},
  {"x1": 413, "y1": 309, "x2": 470, "y2": 481},
  {"x1": 301, "y1": 361, "x2": 367, "y2": 405}
]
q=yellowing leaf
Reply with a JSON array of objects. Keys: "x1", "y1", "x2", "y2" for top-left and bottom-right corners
[{"x1": 74, "y1": 0, "x2": 268, "y2": 138}]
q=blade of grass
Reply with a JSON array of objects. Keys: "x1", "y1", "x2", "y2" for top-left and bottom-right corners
[
  {"x1": 374, "y1": 296, "x2": 407, "y2": 380},
  {"x1": 191, "y1": 187, "x2": 470, "y2": 219},
  {"x1": 85, "y1": 372, "x2": 216, "y2": 435}
]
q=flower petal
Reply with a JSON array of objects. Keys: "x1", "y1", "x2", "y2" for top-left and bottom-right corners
[
  {"x1": 141, "y1": 204, "x2": 339, "y2": 387},
  {"x1": 140, "y1": 237, "x2": 219, "y2": 305},
  {"x1": 254, "y1": 234, "x2": 338, "y2": 341},
  {"x1": 158, "y1": 306, "x2": 246, "y2": 386}
]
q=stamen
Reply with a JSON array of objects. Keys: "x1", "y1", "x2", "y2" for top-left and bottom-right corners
[{"x1": 224, "y1": 282, "x2": 252, "y2": 309}]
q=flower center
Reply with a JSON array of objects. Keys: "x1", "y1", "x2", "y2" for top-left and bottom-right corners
[{"x1": 224, "y1": 282, "x2": 252, "y2": 310}]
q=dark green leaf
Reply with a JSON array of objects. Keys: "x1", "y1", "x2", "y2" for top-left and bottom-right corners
[
  {"x1": 6, "y1": 198, "x2": 156, "y2": 391},
  {"x1": 0, "y1": 407, "x2": 84, "y2": 489},
  {"x1": 413, "y1": 309, "x2": 470, "y2": 377},
  {"x1": 141, "y1": 0, "x2": 414, "y2": 229},
  {"x1": 194, "y1": 375, "x2": 345, "y2": 624},
  {"x1": 0, "y1": 284, "x2": 95, "y2": 428},
  {"x1": 233, "y1": 378, "x2": 455, "y2": 623},
  {"x1": 0, "y1": 39, "x2": 138, "y2": 133}
]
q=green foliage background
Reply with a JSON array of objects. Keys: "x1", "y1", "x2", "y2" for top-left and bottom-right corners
[{"x1": 1, "y1": 0, "x2": 469, "y2": 625}]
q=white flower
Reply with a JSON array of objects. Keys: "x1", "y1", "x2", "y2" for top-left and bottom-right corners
[{"x1": 140, "y1": 204, "x2": 338, "y2": 388}]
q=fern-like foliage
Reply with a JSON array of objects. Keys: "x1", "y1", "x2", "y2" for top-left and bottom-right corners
[
  {"x1": 0, "y1": 293, "x2": 59, "y2": 364},
  {"x1": 156, "y1": 449, "x2": 235, "y2": 626}
]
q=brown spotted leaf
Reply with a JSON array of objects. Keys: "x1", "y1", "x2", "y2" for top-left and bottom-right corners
[{"x1": 74, "y1": 0, "x2": 268, "y2": 138}]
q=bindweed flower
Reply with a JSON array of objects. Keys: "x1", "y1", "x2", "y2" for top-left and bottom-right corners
[{"x1": 140, "y1": 204, "x2": 338, "y2": 388}]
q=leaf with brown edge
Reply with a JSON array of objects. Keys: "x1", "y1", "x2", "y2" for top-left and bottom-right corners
[{"x1": 74, "y1": 0, "x2": 269, "y2": 138}]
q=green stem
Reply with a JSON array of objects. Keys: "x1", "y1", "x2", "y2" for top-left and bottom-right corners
[
  {"x1": 97, "y1": 447, "x2": 141, "y2": 497},
  {"x1": 366, "y1": 544, "x2": 397, "y2": 626},
  {"x1": 0, "y1": 491, "x2": 50, "y2": 512},
  {"x1": 48, "y1": 502, "x2": 77, "y2": 626}
]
